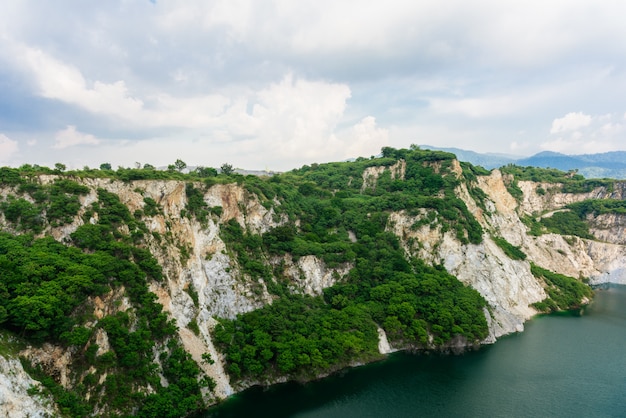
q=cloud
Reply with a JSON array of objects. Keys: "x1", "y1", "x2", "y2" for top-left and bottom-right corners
[
  {"x1": 427, "y1": 83, "x2": 565, "y2": 119},
  {"x1": 220, "y1": 74, "x2": 353, "y2": 168},
  {"x1": 343, "y1": 116, "x2": 389, "y2": 158},
  {"x1": 53, "y1": 125, "x2": 100, "y2": 149},
  {"x1": 541, "y1": 112, "x2": 625, "y2": 155},
  {"x1": 0, "y1": 134, "x2": 19, "y2": 163},
  {"x1": 550, "y1": 112, "x2": 592, "y2": 134},
  {"x1": 2, "y1": 1, "x2": 626, "y2": 169},
  {"x1": 429, "y1": 95, "x2": 518, "y2": 118},
  {"x1": 16, "y1": 44, "x2": 144, "y2": 120}
]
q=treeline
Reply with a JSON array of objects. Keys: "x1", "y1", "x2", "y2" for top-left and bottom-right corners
[{"x1": 0, "y1": 161, "x2": 233, "y2": 184}]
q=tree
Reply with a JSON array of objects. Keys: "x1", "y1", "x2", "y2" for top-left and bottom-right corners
[
  {"x1": 100, "y1": 163, "x2": 112, "y2": 170},
  {"x1": 220, "y1": 163, "x2": 234, "y2": 175},
  {"x1": 174, "y1": 159, "x2": 187, "y2": 172},
  {"x1": 54, "y1": 163, "x2": 66, "y2": 172},
  {"x1": 194, "y1": 166, "x2": 217, "y2": 178}
]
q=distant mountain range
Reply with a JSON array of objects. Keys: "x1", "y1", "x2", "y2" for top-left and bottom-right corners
[{"x1": 419, "y1": 145, "x2": 626, "y2": 179}]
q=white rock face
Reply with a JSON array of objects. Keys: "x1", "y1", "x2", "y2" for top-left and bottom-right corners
[
  {"x1": 589, "y1": 213, "x2": 626, "y2": 245},
  {"x1": 388, "y1": 211, "x2": 545, "y2": 339},
  {"x1": 0, "y1": 355, "x2": 56, "y2": 418},
  {"x1": 377, "y1": 327, "x2": 395, "y2": 354},
  {"x1": 286, "y1": 255, "x2": 350, "y2": 296},
  {"x1": 387, "y1": 168, "x2": 626, "y2": 339},
  {"x1": 586, "y1": 241, "x2": 626, "y2": 285},
  {"x1": 2, "y1": 168, "x2": 626, "y2": 411}
]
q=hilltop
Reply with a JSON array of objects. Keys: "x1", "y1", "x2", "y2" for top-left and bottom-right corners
[{"x1": 0, "y1": 146, "x2": 625, "y2": 416}]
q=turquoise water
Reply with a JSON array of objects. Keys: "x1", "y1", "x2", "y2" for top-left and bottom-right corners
[{"x1": 204, "y1": 285, "x2": 626, "y2": 418}]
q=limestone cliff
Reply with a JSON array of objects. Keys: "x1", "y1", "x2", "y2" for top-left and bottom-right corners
[
  {"x1": 0, "y1": 334, "x2": 57, "y2": 418},
  {"x1": 1, "y1": 154, "x2": 625, "y2": 415}
]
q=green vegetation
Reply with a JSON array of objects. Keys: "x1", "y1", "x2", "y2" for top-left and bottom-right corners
[
  {"x1": 520, "y1": 215, "x2": 544, "y2": 236},
  {"x1": 214, "y1": 294, "x2": 380, "y2": 381},
  {"x1": 0, "y1": 329, "x2": 26, "y2": 358},
  {"x1": 0, "y1": 161, "x2": 230, "y2": 184},
  {"x1": 567, "y1": 199, "x2": 626, "y2": 217},
  {"x1": 0, "y1": 179, "x2": 213, "y2": 416},
  {"x1": 499, "y1": 172, "x2": 524, "y2": 201},
  {"x1": 216, "y1": 221, "x2": 489, "y2": 383},
  {"x1": 185, "y1": 183, "x2": 211, "y2": 226},
  {"x1": 0, "y1": 178, "x2": 89, "y2": 232},
  {"x1": 214, "y1": 260, "x2": 488, "y2": 383},
  {"x1": 500, "y1": 165, "x2": 614, "y2": 193},
  {"x1": 220, "y1": 219, "x2": 275, "y2": 292},
  {"x1": 519, "y1": 199, "x2": 626, "y2": 241},
  {"x1": 3, "y1": 147, "x2": 616, "y2": 414},
  {"x1": 2, "y1": 148, "x2": 491, "y2": 398},
  {"x1": 492, "y1": 236, "x2": 526, "y2": 260},
  {"x1": 539, "y1": 211, "x2": 593, "y2": 239},
  {"x1": 530, "y1": 264, "x2": 593, "y2": 312}
]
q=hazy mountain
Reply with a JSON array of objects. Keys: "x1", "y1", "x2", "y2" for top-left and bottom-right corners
[
  {"x1": 420, "y1": 145, "x2": 626, "y2": 179},
  {"x1": 419, "y1": 145, "x2": 518, "y2": 169}
]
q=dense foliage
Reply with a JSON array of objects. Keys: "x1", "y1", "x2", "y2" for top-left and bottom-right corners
[
  {"x1": 500, "y1": 165, "x2": 615, "y2": 193},
  {"x1": 0, "y1": 178, "x2": 89, "y2": 232},
  {"x1": 531, "y1": 199, "x2": 626, "y2": 240},
  {"x1": 1, "y1": 148, "x2": 610, "y2": 414},
  {"x1": 492, "y1": 236, "x2": 527, "y2": 260},
  {"x1": 539, "y1": 211, "x2": 594, "y2": 239},
  {"x1": 214, "y1": 294, "x2": 380, "y2": 381},
  {"x1": 177, "y1": 148, "x2": 488, "y2": 384},
  {"x1": 214, "y1": 259, "x2": 488, "y2": 382},
  {"x1": 0, "y1": 178, "x2": 212, "y2": 416},
  {"x1": 530, "y1": 264, "x2": 593, "y2": 312},
  {"x1": 567, "y1": 199, "x2": 626, "y2": 217}
]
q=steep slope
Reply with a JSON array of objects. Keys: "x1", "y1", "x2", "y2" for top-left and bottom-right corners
[{"x1": 0, "y1": 149, "x2": 624, "y2": 416}]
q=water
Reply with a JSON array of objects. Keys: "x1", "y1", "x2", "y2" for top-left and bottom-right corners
[{"x1": 204, "y1": 285, "x2": 626, "y2": 418}]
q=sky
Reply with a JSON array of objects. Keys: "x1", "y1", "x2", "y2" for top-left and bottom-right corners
[{"x1": 1, "y1": 0, "x2": 626, "y2": 171}]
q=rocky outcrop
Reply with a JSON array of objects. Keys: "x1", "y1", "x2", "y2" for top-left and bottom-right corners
[
  {"x1": 2, "y1": 163, "x2": 625, "y2": 411},
  {"x1": 361, "y1": 159, "x2": 406, "y2": 192},
  {"x1": 588, "y1": 213, "x2": 626, "y2": 245},
  {"x1": 0, "y1": 345, "x2": 56, "y2": 418}
]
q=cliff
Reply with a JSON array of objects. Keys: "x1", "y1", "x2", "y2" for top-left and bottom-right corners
[{"x1": 0, "y1": 150, "x2": 624, "y2": 416}]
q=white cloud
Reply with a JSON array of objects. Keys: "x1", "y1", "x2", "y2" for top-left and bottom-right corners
[
  {"x1": 541, "y1": 112, "x2": 625, "y2": 155},
  {"x1": 550, "y1": 112, "x2": 592, "y2": 134},
  {"x1": 599, "y1": 122, "x2": 623, "y2": 135},
  {"x1": 30, "y1": 74, "x2": 355, "y2": 171},
  {"x1": 343, "y1": 116, "x2": 389, "y2": 158},
  {"x1": 230, "y1": 74, "x2": 353, "y2": 166},
  {"x1": 0, "y1": 134, "x2": 19, "y2": 164},
  {"x1": 2, "y1": 1, "x2": 626, "y2": 169},
  {"x1": 53, "y1": 126, "x2": 100, "y2": 149},
  {"x1": 427, "y1": 83, "x2": 564, "y2": 119},
  {"x1": 15, "y1": 44, "x2": 144, "y2": 119}
]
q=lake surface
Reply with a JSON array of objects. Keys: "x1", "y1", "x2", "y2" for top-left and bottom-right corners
[{"x1": 204, "y1": 285, "x2": 626, "y2": 418}]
